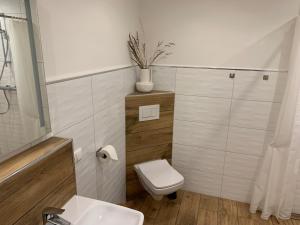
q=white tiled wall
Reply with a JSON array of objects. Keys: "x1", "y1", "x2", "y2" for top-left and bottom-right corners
[
  {"x1": 152, "y1": 66, "x2": 288, "y2": 204},
  {"x1": 47, "y1": 67, "x2": 136, "y2": 204},
  {"x1": 0, "y1": 0, "x2": 50, "y2": 158}
]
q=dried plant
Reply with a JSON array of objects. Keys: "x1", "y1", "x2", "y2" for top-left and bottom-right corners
[{"x1": 128, "y1": 32, "x2": 175, "y2": 69}]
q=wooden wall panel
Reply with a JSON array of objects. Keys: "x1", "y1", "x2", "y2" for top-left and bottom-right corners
[
  {"x1": 15, "y1": 175, "x2": 76, "y2": 225},
  {"x1": 0, "y1": 137, "x2": 76, "y2": 225},
  {"x1": 126, "y1": 91, "x2": 175, "y2": 199}
]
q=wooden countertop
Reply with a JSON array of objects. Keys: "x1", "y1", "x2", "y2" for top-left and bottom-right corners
[
  {"x1": 0, "y1": 137, "x2": 72, "y2": 184},
  {"x1": 127, "y1": 90, "x2": 174, "y2": 97}
]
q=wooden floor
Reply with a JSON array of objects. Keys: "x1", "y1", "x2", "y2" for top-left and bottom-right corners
[{"x1": 124, "y1": 191, "x2": 300, "y2": 225}]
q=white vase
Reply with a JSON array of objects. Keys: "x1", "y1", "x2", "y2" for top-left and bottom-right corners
[
  {"x1": 136, "y1": 68, "x2": 154, "y2": 93},
  {"x1": 140, "y1": 69, "x2": 151, "y2": 83}
]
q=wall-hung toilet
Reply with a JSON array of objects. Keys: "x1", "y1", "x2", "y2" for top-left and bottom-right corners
[{"x1": 134, "y1": 159, "x2": 184, "y2": 200}]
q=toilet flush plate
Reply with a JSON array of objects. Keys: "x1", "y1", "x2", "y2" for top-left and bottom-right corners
[{"x1": 139, "y1": 105, "x2": 160, "y2": 121}]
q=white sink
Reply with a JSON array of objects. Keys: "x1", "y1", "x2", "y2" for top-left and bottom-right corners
[{"x1": 61, "y1": 196, "x2": 144, "y2": 225}]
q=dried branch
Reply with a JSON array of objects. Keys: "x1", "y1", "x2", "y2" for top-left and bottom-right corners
[{"x1": 128, "y1": 32, "x2": 175, "y2": 69}]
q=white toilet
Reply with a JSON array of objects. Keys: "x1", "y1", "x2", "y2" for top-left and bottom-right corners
[{"x1": 134, "y1": 159, "x2": 184, "y2": 200}]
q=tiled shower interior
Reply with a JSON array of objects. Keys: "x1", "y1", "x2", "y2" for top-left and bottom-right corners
[{"x1": 0, "y1": 0, "x2": 27, "y2": 155}]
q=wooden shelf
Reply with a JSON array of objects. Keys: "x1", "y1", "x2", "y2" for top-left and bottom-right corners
[
  {"x1": 0, "y1": 137, "x2": 71, "y2": 184},
  {"x1": 127, "y1": 90, "x2": 174, "y2": 97}
]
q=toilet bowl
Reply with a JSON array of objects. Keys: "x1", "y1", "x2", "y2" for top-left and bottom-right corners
[{"x1": 134, "y1": 159, "x2": 184, "y2": 200}]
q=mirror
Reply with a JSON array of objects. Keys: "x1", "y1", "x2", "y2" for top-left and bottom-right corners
[{"x1": 0, "y1": 0, "x2": 51, "y2": 162}]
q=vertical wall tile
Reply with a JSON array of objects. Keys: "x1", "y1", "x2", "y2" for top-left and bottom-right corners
[
  {"x1": 123, "y1": 67, "x2": 137, "y2": 96},
  {"x1": 174, "y1": 120, "x2": 228, "y2": 150},
  {"x1": 221, "y1": 176, "x2": 254, "y2": 203},
  {"x1": 227, "y1": 127, "x2": 273, "y2": 156},
  {"x1": 176, "y1": 68, "x2": 233, "y2": 98},
  {"x1": 92, "y1": 68, "x2": 131, "y2": 204},
  {"x1": 230, "y1": 100, "x2": 280, "y2": 130},
  {"x1": 47, "y1": 77, "x2": 93, "y2": 133},
  {"x1": 57, "y1": 117, "x2": 95, "y2": 155},
  {"x1": 75, "y1": 149, "x2": 97, "y2": 199},
  {"x1": 233, "y1": 71, "x2": 287, "y2": 102},
  {"x1": 92, "y1": 70, "x2": 123, "y2": 114},
  {"x1": 93, "y1": 102, "x2": 124, "y2": 149},
  {"x1": 175, "y1": 95, "x2": 231, "y2": 125},
  {"x1": 176, "y1": 166, "x2": 223, "y2": 197},
  {"x1": 223, "y1": 152, "x2": 261, "y2": 180},
  {"x1": 94, "y1": 101, "x2": 126, "y2": 203},
  {"x1": 152, "y1": 66, "x2": 177, "y2": 91},
  {"x1": 173, "y1": 144, "x2": 225, "y2": 174}
]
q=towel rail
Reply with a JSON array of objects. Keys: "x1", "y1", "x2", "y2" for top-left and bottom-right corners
[
  {"x1": 0, "y1": 13, "x2": 27, "y2": 21},
  {"x1": 0, "y1": 85, "x2": 16, "y2": 91}
]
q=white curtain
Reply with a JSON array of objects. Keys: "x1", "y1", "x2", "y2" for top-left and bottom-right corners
[
  {"x1": 250, "y1": 17, "x2": 300, "y2": 220},
  {"x1": 7, "y1": 19, "x2": 44, "y2": 141}
]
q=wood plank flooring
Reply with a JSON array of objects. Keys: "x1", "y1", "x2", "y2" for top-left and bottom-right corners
[{"x1": 124, "y1": 191, "x2": 300, "y2": 225}]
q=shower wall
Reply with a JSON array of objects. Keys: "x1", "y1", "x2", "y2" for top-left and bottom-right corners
[
  {"x1": 152, "y1": 66, "x2": 286, "y2": 202},
  {"x1": 150, "y1": 65, "x2": 300, "y2": 214},
  {"x1": 0, "y1": 0, "x2": 27, "y2": 155}
]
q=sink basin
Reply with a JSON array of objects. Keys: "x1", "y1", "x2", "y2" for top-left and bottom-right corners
[{"x1": 61, "y1": 196, "x2": 144, "y2": 225}]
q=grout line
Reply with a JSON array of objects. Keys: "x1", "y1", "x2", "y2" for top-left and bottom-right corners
[
  {"x1": 220, "y1": 74, "x2": 235, "y2": 198},
  {"x1": 175, "y1": 164, "x2": 255, "y2": 183},
  {"x1": 55, "y1": 115, "x2": 94, "y2": 136},
  {"x1": 175, "y1": 93, "x2": 283, "y2": 103},
  {"x1": 174, "y1": 118, "x2": 276, "y2": 132},
  {"x1": 46, "y1": 65, "x2": 135, "y2": 85},
  {"x1": 52, "y1": 114, "x2": 93, "y2": 136},
  {"x1": 173, "y1": 141, "x2": 265, "y2": 157}
]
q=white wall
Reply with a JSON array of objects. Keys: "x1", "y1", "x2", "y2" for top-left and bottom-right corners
[
  {"x1": 37, "y1": 0, "x2": 140, "y2": 80},
  {"x1": 141, "y1": 0, "x2": 299, "y2": 70}
]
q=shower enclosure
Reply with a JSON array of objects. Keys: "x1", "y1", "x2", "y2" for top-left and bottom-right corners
[
  {"x1": 0, "y1": 20, "x2": 13, "y2": 114},
  {"x1": 0, "y1": 0, "x2": 51, "y2": 161}
]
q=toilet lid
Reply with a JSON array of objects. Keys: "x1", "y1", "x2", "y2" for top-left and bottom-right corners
[{"x1": 136, "y1": 159, "x2": 184, "y2": 189}]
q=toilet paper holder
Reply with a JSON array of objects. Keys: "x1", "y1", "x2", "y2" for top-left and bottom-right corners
[
  {"x1": 95, "y1": 145, "x2": 118, "y2": 161},
  {"x1": 96, "y1": 147, "x2": 107, "y2": 159}
]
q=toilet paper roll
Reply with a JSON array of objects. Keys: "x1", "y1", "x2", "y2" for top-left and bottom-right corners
[{"x1": 98, "y1": 145, "x2": 118, "y2": 161}]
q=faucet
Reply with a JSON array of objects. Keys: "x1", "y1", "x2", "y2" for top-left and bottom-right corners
[{"x1": 42, "y1": 207, "x2": 71, "y2": 225}]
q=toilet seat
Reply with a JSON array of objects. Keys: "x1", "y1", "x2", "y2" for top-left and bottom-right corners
[{"x1": 134, "y1": 159, "x2": 184, "y2": 196}]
